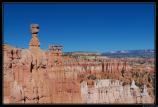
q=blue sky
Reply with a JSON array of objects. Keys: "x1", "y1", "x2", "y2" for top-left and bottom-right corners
[{"x1": 3, "y1": 3, "x2": 155, "y2": 52}]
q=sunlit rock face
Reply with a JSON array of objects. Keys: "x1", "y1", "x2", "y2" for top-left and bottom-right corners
[
  {"x1": 3, "y1": 24, "x2": 155, "y2": 104},
  {"x1": 80, "y1": 79, "x2": 154, "y2": 104}
]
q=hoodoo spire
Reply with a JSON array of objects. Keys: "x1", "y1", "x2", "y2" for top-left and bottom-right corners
[{"x1": 29, "y1": 24, "x2": 40, "y2": 49}]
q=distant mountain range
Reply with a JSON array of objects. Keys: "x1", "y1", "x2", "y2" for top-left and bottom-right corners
[
  {"x1": 101, "y1": 49, "x2": 155, "y2": 58},
  {"x1": 63, "y1": 49, "x2": 155, "y2": 58},
  {"x1": 64, "y1": 49, "x2": 155, "y2": 54},
  {"x1": 103, "y1": 49, "x2": 155, "y2": 54}
]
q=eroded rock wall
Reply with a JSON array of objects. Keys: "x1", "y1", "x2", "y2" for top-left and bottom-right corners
[{"x1": 3, "y1": 44, "x2": 155, "y2": 104}]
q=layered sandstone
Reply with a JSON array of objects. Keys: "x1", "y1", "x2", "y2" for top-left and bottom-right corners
[{"x1": 80, "y1": 79, "x2": 154, "y2": 104}]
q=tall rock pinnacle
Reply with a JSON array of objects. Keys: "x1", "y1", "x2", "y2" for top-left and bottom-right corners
[
  {"x1": 28, "y1": 24, "x2": 43, "y2": 67},
  {"x1": 29, "y1": 24, "x2": 40, "y2": 49}
]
